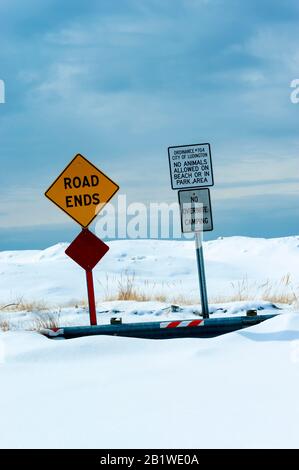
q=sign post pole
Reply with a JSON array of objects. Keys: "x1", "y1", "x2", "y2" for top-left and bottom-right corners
[
  {"x1": 85, "y1": 269, "x2": 97, "y2": 326},
  {"x1": 195, "y1": 231, "x2": 209, "y2": 319}
]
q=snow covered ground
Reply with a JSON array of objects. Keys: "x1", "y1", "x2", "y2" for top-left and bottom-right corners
[
  {"x1": 1, "y1": 314, "x2": 299, "y2": 448},
  {"x1": 1, "y1": 235, "x2": 299, "y2": 329},
  {"x1": 1, "y1": 235, "x2": 299, "y2": 306},
  {"x1": 0, "y1": 236, "x2": 299, "y2": 448}
]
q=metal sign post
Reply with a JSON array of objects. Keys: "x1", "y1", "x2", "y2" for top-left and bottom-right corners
[
  {"x1": 86, "y1": 270, "x2": 97, "y2": 326},
  {"x1": 195, "y1": 231, "x2": 209, "y2": 319}
]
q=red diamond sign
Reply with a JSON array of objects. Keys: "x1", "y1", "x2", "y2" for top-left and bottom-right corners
[{"x1": 65, "y1": 229, "x2": 109, "y2": 271}]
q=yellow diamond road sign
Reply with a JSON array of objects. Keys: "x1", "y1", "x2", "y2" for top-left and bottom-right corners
[{"x1": 45, "y1": 154, "x2": 119, "y2": 228}]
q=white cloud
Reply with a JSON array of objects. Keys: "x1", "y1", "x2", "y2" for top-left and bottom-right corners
[
  {"x1": 246, "y1": 25, "x2": 299, "y2": 73},
  {"x1": 44, "y1": 15, "x2": 172, "y2": 47},
  {"x1": 36, "y1": 63, "x2": 85, "y2": 98}
]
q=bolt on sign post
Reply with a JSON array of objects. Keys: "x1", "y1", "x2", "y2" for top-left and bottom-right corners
[
  {"x1": 168, "y1": 144, "x2": 214, "y2": 319},
  {"x1": 45, "y1": 153, "x2": 119, "y2": 326}
]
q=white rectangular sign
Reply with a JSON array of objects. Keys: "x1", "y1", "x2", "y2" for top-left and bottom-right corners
[
  {"x1": 168, "y1": 143, "x2": 213, "y2": 190},
  {"x1": 178, "y1": 188, "x2": 213, "y2": 233}
]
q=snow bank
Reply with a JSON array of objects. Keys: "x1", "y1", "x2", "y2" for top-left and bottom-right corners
[
  {"x1": 1, "y1": 236, "x2": 299, "y2": 305},
  {"x1": 1, "y1": 236, "x2": 299, "y2": 448},
  {"x1": 1, "y1": 313, "x2": 299, "y2": 448}
]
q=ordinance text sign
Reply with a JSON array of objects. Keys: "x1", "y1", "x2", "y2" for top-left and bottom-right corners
[{"x1": 168, "y1": 143, "x2": 213, "y2": 190}]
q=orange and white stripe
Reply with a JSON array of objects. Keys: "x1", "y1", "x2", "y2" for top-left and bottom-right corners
[{"x1": 160, "y1": 319, "x2": 204, "y2": 328}]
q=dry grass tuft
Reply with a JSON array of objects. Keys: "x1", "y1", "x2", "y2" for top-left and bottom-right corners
[
  {"x1": 211, "y1": 273, "x2": 298, "y2": 305},
  {"x1": 0, "y1": 296, "x2": 49, "y2": 312},
  {"x1": 98, "y1": 271, "x2": 199, "y2": 305},
  {"x1": 114, "y1": 272, "x2": 149, "y2": 301},
  {"x1": 0, "y1": 320, "x2": 10, "y2": 332},
  {"x1": 99, "y1": 271, "x2": 185, "y2": 303},
  {"x1": 1, "y1": 273, "x2": 298, "y2": 324},
  {"x1": 260, "y1": 274, "x2": 298, "y2": 304},
  {"x1": 18, "y1": 299, "x2": 49, "y2": 312},
  {"x1": 31, "y1": 313, "x2": 60, "y2": 331},
  {"x1": 98, "y1": 271, "x2": 299, "y2": 307},
  {"x1": 98, "y1": 271, "x2": 150, "y2": 302}
]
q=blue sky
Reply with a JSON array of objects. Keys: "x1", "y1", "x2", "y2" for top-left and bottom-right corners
[{"x1": 0, "y1": 0, "x2": 299, "y2": 249}]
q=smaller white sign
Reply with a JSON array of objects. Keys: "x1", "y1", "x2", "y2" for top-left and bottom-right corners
[
  {"x1": 168, "y1": 143, "x2": 213, "y2": 190},
  {"x1": 178, "y1": 188, "x2": 213, "y2": 233}
]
